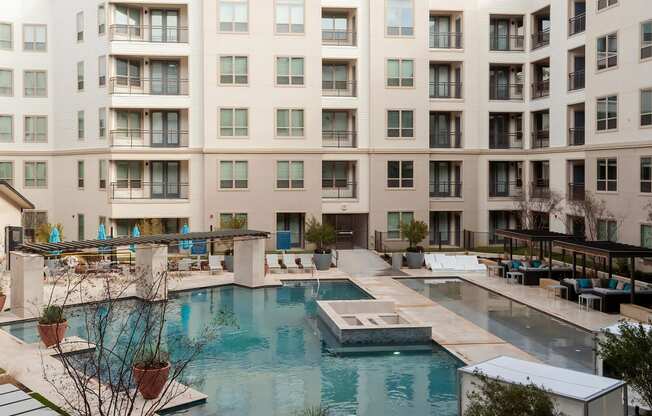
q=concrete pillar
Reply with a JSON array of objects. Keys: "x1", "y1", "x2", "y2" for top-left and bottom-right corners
[
  {"x1": 135, "y1": 244, "x2": 168, "y2": 301},
  {"x1": 10, "y1": 251, "x2": 44, "y2": 318},
  {"x1": 234, "y1": 237, "x2": 266, "y2": 288}
]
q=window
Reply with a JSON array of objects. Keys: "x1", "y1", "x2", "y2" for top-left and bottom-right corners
[
  {"x1": 22, "y1": 210, "x2": 48, "y2": 241},
  {"x1": 643, "y1": 21, "x2": 652, "y2": 60},
  {"x1": 115, "y1": 58, "x2": 141, "y2": 86},
  {"x1": 76, "y1": 11, "x2": 84, "y2": 41},
  {"x1": 642, "y1": 158, "x2": 652, "y2": 193},
  {"x1": 219, "y1": 213, "x2": 248, "y2": 228},
  {"x1": 276, "y1": 109, "x2": 304, "y2": 137},
  {"x1": 642, "y1": 89, "x2": 652, "y2": 126},
  {"x1": 98, "y1": 56, "x2": 106, "y2": 86},
  {"x1": 597, "y1": 0, "x2": 617, "y2": 11},
  {"x1": 0, "y1": 23, "x2": 11, "y2": 49},
  {"x1": 597, "y1": 33, "x2": 617, "y2": 70},
  {"x1": 24, "y1": 161, "x2": 47, "y2": 187},
  {"x1": 386, "y1": 0, "x2": 414, "y2": 36},
  {"x1": 597, "y1": 219, "x2": 617, "y2": 242},
  {"x1": 277, "y1": 213, "x2": 304, "y2": 248},
  {"x1": 387, "y1": 211, "x2": 414, "y2": 239},
  {"x1": 219, "y1": 161, "x2": 248, "y2": 189},
  {"x1": 642, "y1": 224, "x2": 652, "y2": 249},
  {"x1": 276, "y1": 0, "x2": 304, "y2": 34},
  {"x1": 23, "y1": 25, "x2": 46, "y2": 51},
  {"x1": 0, "y1": 69, "x2": 11, "y2": 96},
  {"x1": 77, "y1": 161, "x2": 85, "y2": 188},
  {"x1": 114, "y1": 6, "x2": 141, "y2": 35},
  {"x1": 98, "y1": 5, "x2": 106, "y2": 35},
  {"x1": 77, "y1": 213, "x2": 85, "y2": 241},
  {"x1": 219, "y1": 108, "x2": 248, "y2": 137},
  {"x1": 0, "y1": 115, "x2": 11, "y2": 142},
  {"x1": 277, "y1": 161, "x2": 304, "y2": 189},
  {"x1": 99, "y1": 160, "x2": 107, "y2": 189},
  {"x1": 116, "y1": 161, "x2": 142, "y2": 188},
  {"x1": 276, "y1": 57, "x2": 304, "y2": 85},
  {"x1": 597, "y1": 158, "x2": 617, "y2": 192},
  {"x1": 0, "y1": 162, "x2": 12, "y2": 185},
  {"x1": 98, "y1": 108, "x2": 106, "y2": 139},
  {"x1": 387, "y1": 59, "x2": 414, "y2": 87},
  {"x1": 387, "y1": 110, "x2": 414, "y2": 138},
  {"x1": 219, "y1": 56, "x2": 248, "y2": 84},
  {"x1": 597, "y1": 96, "x2": 617, "y2": 131},
  {"x1": 24, "y1": 116, "x2": 47, "y2": 142},
  {"x1": 219, "y1": 0, "x2": 248, "y2": 32},
  {"x1": 78, "y1": 111, "x2": 85, "y2": 139},
  {"x1": 116, "y1": 110, "x2": 142, "y2": 136},
  {"x1": 24, "y1": 71, "x2": 47, "y2": 97},
  {"x1": 387, "y1": 161, "x2": 414, "y2": 188},
  {"x1": 77, "y1": 61, "x2": 84, "y2": 90}
]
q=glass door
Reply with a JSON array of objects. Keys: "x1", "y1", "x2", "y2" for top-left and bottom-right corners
[
  {"x1": 151, "y1": 61, "x2": 180, "y2": 95},
  {"x1": 151, "y1": 161, "x2": 180, "y2": 198},
  {"x1": 151, "y1": 111, "x2": 180, "y2": 147},
  {"x1": 151, "y1": 9, "x2": 178, "y2": 42}
]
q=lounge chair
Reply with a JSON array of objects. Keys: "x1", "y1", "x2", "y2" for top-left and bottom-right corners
[
  {"x1": 455, "y1": 255, "x2": 487, "y2": 272},
  {"x1": 283, "y1": 254, "x2": 300, "y2": 272},
  {"x1": 297, "y1": 254, "x2": 316, "y2": 271},
  {"x1": 436, "y1": 255, "x2": 458, "y2": 271},
  {"x1": 424, "y1": 253, "x2": 441, "y2": 271},
  {"x1": 266, "y1": 254, "x2": 282, "y2": 272},
  {"x1": 178, "y1": 258, "x2": 192, "y2": 271},
  {"x1": 209, "y1": 255, "x2": 224, "y2": 274}
]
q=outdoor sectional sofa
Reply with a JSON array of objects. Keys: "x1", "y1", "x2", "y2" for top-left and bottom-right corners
[
  {"x1": 561, "y1": 278, "x2": 652, "y2": 313},
  {"x1": 499, "y1": 260, "x2": 573, "y2": 285}
]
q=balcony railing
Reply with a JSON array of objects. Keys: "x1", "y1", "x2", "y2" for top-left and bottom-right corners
[
  {"x1": 489, "y1": 83, "x2": 524, "y2": 100},
  {"x1": 429, "y1": 181, "x2": 462, "y2": 198},
  {"x1": 109, "y1": 77, "x2": 189, "y2": 95},
  {"x1": 569, "y1": 13, "x2": 586, "y2": 36},
  {"x1": 531, "y1": 29, "x2": 550, "y2": 49},
  {"x1": 321, "y1": 30, "x2": 356, "y2": 46},
  {"x1": 568, "y1": 182, "x2": 585, "y2": 201},
  {"x1": 489, "y1": 180, "x2": 523, "y2": 198},
  {"x1": 430, "y1": 130, "x2": 462, "y2": 149},
  {"x1": 108, "y1": 25, "x2": 189, "y2": 43},
  {"x1": 322, "y1": 181, "x2": 357, "y2": 199},
  {"x1": 489, "y1": 132, "x2": 523, "y2": 149},
  {"x1": 429, "y1": 32, "x2": 463, "y2": 49},
  {"x1": 322, "y1": 80, "x2": 357, "y2": 97},
  {"x1": 531, "y1": 80, "x2": 550, "y2": 99},
  {"x1": 531, "y1": 130, "x2": 550, "y2": 149},
  {"x1": 489, "y1": 34, "x2": 525, "y2": 51},
  {"x1": 569, "y1": 128, "x2": 585, "y2": 146},
  {"x1": 530, "y1": 180, "x2": 550, "y2": 199},
  {"x1": 111, "y1": 182, "x2": 189, "y2": 200},
  {"x1": 322, "y1": 131, "x2": 357, "y2": 148},
  {"x1": 429, "y1": 82, "x2": 462, "y2": 99},
  {"x1": 109, "y1": 130, "x2": 189, "y2": 148},
  {"x1": 568, "y1": 70, "x2": 585, "y2": 91}
]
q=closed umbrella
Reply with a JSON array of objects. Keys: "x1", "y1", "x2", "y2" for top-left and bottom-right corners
[
  {"x1": 129, "y1": 225, "x2": 140, "y2": 253},
  {"x1": 49, "y1": 226, "x2": 62, "y2": 256},
  {"x1": 180, "y1": 223, "x2": 192, "y2": 250},
  {"x1": 97, "y1": 224, "x2": 109, "y2": 254}
]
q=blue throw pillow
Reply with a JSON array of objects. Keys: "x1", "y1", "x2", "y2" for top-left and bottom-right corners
[
  {"x1": 511, "y1": 260, "x2": 521, "y2": 269},
  {"x1": 623, "y1": 283, "x2": 632, "y2": 292},
  {"x1": 531, "y1": 260, "x2": 541, "y2": 268},
  {"x1": 608, "y1": 279, "x2": 618, "y2": 290},
  {"x1": 578, "y1": 279, "x2": 591, "y2": 289}
]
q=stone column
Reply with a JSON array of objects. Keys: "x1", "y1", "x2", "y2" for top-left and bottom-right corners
[
  {"x1": 10, "y1": 251, "x2": 44, "y2": 318},
  {"x1": 135, "y1": 244, "x2": 168, "y2": 301},
  {"x1": 233, "y1": 237, "x2": 266, "y2": 288}
]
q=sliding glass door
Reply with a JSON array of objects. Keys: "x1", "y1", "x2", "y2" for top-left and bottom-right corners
[{"x1": 151, "y1": 161, "x2": 180, "y2": 198}]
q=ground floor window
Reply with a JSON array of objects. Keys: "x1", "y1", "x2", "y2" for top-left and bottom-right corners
[
  {"x1": 387, "y1": 211, "x2": 413, "y2": 240},
  {"x1": 597, "y1": 219, "x2": 618, "y2": 242},
  {"x1": 641, "y1": 225, "x2": 652, "y2": 249},
  {"x1": 276, "y1": 213, "x2": 304, "y2": 248},
  {"x1": 21, "y1": 210, "x2": 48, "y2": 242},
  {"x1": 219, "y1": 213, "x2": 248, "y2": 229}
]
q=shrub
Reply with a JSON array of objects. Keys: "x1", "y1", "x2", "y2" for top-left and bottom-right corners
[
  {"x1": 133, "y1": 344, "x2": 169, "y2": 370},
  {"x1": 39, "y1": 305, "x2": 65, "y2": 325},
  {"x1": 304, "y1": 217, "x2": 336, "y2": 253},
  {"x1": 400, "y1": 220, "x2": 428, "y2": 252}
]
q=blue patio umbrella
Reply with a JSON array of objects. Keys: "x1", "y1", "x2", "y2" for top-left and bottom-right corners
[
  {"x1": 97, "y1": 224, "x2": 109, "y2": 254},
  {"x1": 180, "y1": 223, "x2": 193, "y2": 250},
  {"x1": 49, "y1": 226, "x2": 62, "y2": 256},
  {"x1": 129, "y1": 225, "x2": 140, "y2": 253}
]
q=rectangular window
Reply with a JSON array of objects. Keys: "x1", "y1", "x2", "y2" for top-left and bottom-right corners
[
  {"x1": 386, "y1": 0, "x2": 414, "y2": 36},
  {"x1": 597, "y1": 158, "x2": 617, "y2": 192},
  {"x1": 23, "y1": 24, "x2": 46, "y2": 51},
  {"x1": 387, "y1": 160, "x2": 414, "y2": 188},
  {"x1": 0, "y1": 115, "x2": 11, "y2": 142},
  {"x1": 277, "y1": 161, "x2": 304, "y2": 189},
  {"x1": 642, "y1": 157, "x2": 652, "y2": 193},
  {"x1": 24, "y1": 70, "x2": 47, "y2": 97},
  {"x1": 98, "y1": 4, "x2": 106, "y2": 35},
  {"x1": 77, "y1": 61, "x2": 84, "y2": 90},
  {"x1": 219, "y1": 0, "x2": 248, "y2": 32},
  {"x1": 0, "y1": 69, "x2": 11, "y2": 96},
  {"x1": 276, "y1": 0, "x2": 304, "y2": 34},
  {"x1": 276, "y1": 109, "x2": 304, "y2": 137},
  {"x1": 98, "y1": 55, "x2": 106, "y2": 86},
  {"x1": 387, "y1": 110, "x2": 414, "y2": 138},
  {"x1": 642, "y1": 224, "x2": 652, "y2": 249},
  {"x1": 219, "y1": 213, "x2": 248, "y2": 228},
  {"x1": 597, "y1": 96, "x2": 617, "y2": 131},
  {"x1": 597, "y1": 33, "x2": 617, "y2": 70},
  {"x1": 276, "y1": 57, "x2": 304, "y2": 85},
  {"x1": 78, "y1": 213, "x2": 85, "y2": 241},
  {"x1": 642, "y1": 21, "x2": 652, "y2": 60},
  {"x1": 0, "y1": 162, "x2": 13, "y2": 185},
  {"x1": 98, "y1": 108, "x2": 106, "y2": 139},
  {"x1": 99, "y1": 159, "x2": 107, "y2": 189},
  {"x1": 597, "y1": 0, "x2": 618, "y2": 11},
  {"x1": 78, "y1": 110, "x2": 85, "y2": 139},
  {"x1": 219, "y1": 161, "x2": 248, "y2": 189},
  {"x1": 387, "y1": 211, "x2": 414, "y2": 239},
  {"x1": 642, "y1": 89, "x2": 652, "y2": 126},
  {"x1": 0, "y1": 23, "x2": 11, "y2": 49},
  {"x1": 116, "y1": 161, "x2": 142, "y2": 188},
  {"x1": 387, "y1": 59, "x2": 414, "y2": 87},
  {"x1": 219, "y1": 108, "x2": 248, "y2": 137},
  {"x1": 24, "y1": 116, "x2": 47, "y2": 142},
  {"x1": 77, "y1": 160, "x2": 85, "y2": 188},
  {"x1": 597, "y1": 219, "x2": 617, "y2": 242},
  {"x1": 115, "y1": 58, "x2": 141, "y2": 86},
  {"x1": 24, "y1": 161, "x2": 47, "y2": 187},
  {"x1": 219, "y1": 56, "x2": 248, "y2": 84},
  {"x1": 76, "y1": 11, "x2": 84, "y2": 41}
]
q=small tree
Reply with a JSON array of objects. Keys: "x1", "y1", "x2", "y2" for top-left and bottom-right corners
[
  {"x1": 36, "y1": 223, "x2": 65, "y2": 243},
  {"x1": 400, "y1": 220, "x2": 428, "y2": 252},
  {"x1": 598, "y1": 321, "x2": 652, "y2": 410},
  {"x1": 137, "y1": 219, "x2": 164, "y2": 236},
  {"x1": 515, "y1": 190, "x2": 564, "y2": 231},
  {"x1": 465, "y1": 371, "x2": 565, "y2": 416},
  {"x1": 304, "y1": 216, "x2": 336, "y2": 253},
  {"x1": 219, "y1": 215, "x2": 247, "y2": 230}
]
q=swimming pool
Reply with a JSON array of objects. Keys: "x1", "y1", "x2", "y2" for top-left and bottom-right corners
[
  {"x1": 399, "y1": 278, "x2": 596, "y2": 373},
  {"x1": 1, "y1": 281, "x2": 461, "y2": 415}
]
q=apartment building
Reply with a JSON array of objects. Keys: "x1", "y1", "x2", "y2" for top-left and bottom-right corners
[{"x1": 0, "y1": 0, "x2": 651, "y2": 254}]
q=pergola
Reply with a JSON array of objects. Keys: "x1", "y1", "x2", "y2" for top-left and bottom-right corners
[{"x1": 553, "y1": 239, "x2": 652, "y2": 303}]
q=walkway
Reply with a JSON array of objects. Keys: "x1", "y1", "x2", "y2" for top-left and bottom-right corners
[
  {"x1": 336, "y1": 249, "x2": 400, "y2": 277},
  {"x1": 0, "y1": 384, "x2": 58, "y2": 415}
]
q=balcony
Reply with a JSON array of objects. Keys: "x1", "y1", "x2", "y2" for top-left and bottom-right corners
[
  {"x1": 490, "y1": 35, "x2": 524, "y2": 51},
  {"x1": 569, "y1": 128, "x2": 585, "y2": 146},
  {"x1": 489, "y1": 16, "x2": 525, "y2": 51},
  {"x1": 531, "y1": 80, "x2": 550, "y2": 99},
  {"x1": 429, "y1": 82, "x2": 462, "y2": 99},
  {"x1": 568, "y1": 182, "x2": 585, "y2": 201},
  {"x1": 430, "y1": 32, "x2": 463, "y2": 49},
  {"x1": 489, "y1": 132, "x2": 522, "y2": 149},
  {"x1": 430, "y1": 130, "x2": 462, "y2": 149},
  {"x1": 108, "y1": 25, "x2": 188, "y2": 43},
  {"x1": 489, "y1": 82, "x2": 524, "y2": 100},
  {"x1": 569, "y1": 13, "x2": 586, "y2": 36},
  {"x1": 489, "y1": 181, "x2": 523, "y2": 198},
  {"x1": 322, "y1": 30, "x2": 356, "y2": 46},
  {"x1": 430, "y1": 181, "x2": 462, "y2": 198},
  {"x1": 530, "y1": 180, "x2": 550, "y2": 199},
  {"x1": 109, "y1": 130, "x2": 189, "y2": 148},
  {"x1": 321, "y1": 80, "x2": 357, "y2": 97},
  {"x1": 110, "y1": 182, "x2": 189, "y2": 200},
  {"x1": 322, "y1": 181, "x2": 356, "y2": 199},
  {"x1": 109, "y1": 77, "x2": 189, "y2": 95},
  {"x1": 322, "y1": 130, "x2": 357, "y2": 148},
  {"x1": 568, "y1": 70, "x2": 585, "y2": 91},
  {"x1": 531, "y1": 30, "x2": 550, "y2": 49},
  {"x1": 322, "y1": 10, "x2": 356, "y2": 46},
  {"x1": 531, "y1": 130, "x2": 549, "y2": 149}
]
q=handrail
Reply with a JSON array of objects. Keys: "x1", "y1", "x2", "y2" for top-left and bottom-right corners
[
  {"x1": 322, "y1": 131, "x2": 357, "y2": 148},
  {"x1": 429, "y1": 82, "x2": 463, "y2": 99},
  {"x1": 108, "y1": 25, "x2": 189, "y2": 43},
  {"x1": 109, "y1": 130, "x2": 189, "y2": 148},
  {"x1": 321, "y1": 80, "x2": 357, "y2": 97},
  {"x1": 109, "y1": 77, "x2": 190, "y2": 95},
  {"x1": 110, "y1": 181, "x2": 189, "y2": 200}
]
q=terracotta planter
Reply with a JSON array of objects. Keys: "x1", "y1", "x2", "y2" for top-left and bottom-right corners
[
  {"x1": 133, "y1": 363, "x2": 170, "y2": 400},
  {"x1": 0, "y1": 294, "x2": 5, "y2": 312},
  {"x1": 37, "y1": 321, "x2": 68, "y2": 348}
]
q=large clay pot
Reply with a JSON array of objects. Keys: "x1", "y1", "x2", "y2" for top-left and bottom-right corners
[
  {"x1": 133, "y1": 363, "x2": 170, "y2": 400},
  {"x1": 406, "y1": 252, "x2": 424, "y2": 269},
  {"x1": 37, "y1": 321, "x2": 68, "y2": 348},
  {"x1": 313, "y1": 253, "x2": 332, "y2": 271},
  {"x1": 0, "y1": 294, "x2": 6, "y2": 312}
]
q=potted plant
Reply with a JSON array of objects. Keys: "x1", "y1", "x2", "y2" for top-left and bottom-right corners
[
  {"x1": 400, "y1": 220, "x2": 429, "y2": 269},
  {"x1": 304, "y1": 217, "x2": 336, "y2": 271},
  {"x1": 37, "y1": 305, "x2": 68, "y2": 347},
  {"x1": 220, "y1": 216, "x2": 247, "y2": 272},
  {"x1": 132, "y1": 345, "x2": 170, "y2": 400}
]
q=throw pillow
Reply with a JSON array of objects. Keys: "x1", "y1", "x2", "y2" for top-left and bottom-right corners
[
  {"x1": 531, "y1": 260, "x2": 541, "y2": 268},
  {"x1": 623, "y1": 283, "x2": 632, "y2": 292},
  {"x1": 578, "y1": 279, "x2": 591, "y2": 289},
  {"x1": 616, "y1": 281, "x2": 625, "y2": 290},
  {"x1": 608, "y1": 279, "x2": 618, "y2": 290}
]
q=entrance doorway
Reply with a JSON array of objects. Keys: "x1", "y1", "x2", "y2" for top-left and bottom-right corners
[{"x1": 323, "y1": 214, "x2": 368, "y2": 249}]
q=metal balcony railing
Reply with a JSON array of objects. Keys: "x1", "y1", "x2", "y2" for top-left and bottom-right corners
[
  {"x1": 321, "y1": 30, "x2": 356, "y2": 46},
  {"x1": 322, "y1": 80, "x2": 357, "y2": 97},
  {"x1": 321, "y1": 181, "x2": 357, "y2": 199},
  {"x1": 429, "y1": 82, "x2": 462, "y2": 99},
  {"x1": 569, "y1": 13, "x2": 586, "y2": 36},
  {"x1": 489, "y1": 180, "x2": 523, "y2": 198},
  {"x1": 530, "y1": 180, "x2": 550, "y2": 199},
  {"x1": 489, "y1": 83, "x2": 524, "y2": 100},
  {"x1": 109, "y1": 77, "x2": 189, "y2": 95},
  {"x1": 109, "y1": 130, "x2": 189, "y2": 148},
  {"x1": 322, "y1": 131, "x2": 357, "y2": 148},
  {"x1": 489, "y1": 132, "x2": 523, "y2": 149},
  {"x1": 568, "y1": 182, "x2": 586, "y2": 201},
  {"x1": 429, "y1": 32, "x2": 463, "y2": 49},
  {"x1": 108, "y1": 25, "x2": 189, "y2": 43},
  {"x1": 568, "y1": 70, "x2": 585, "y2": 91},
  {"x1": 531, "y1": 130, "x2": 550, "y2": 149},
  {"x1": 531, "y1": 80, "x2": 550, "y2": 98},
  {"x1": 429, "y1": 181, "x2": 462, "y2": 198},
  {"x1": 531, "y1": 29, "x2": 550, "y2": 49},
  {"x1": 489, "y1": 34, "x2": 525, "y2": 51},
  {"x1": 430, "y1": 130, "x2": 462, "y2": 148},
  {"x1": 569, "y1": 128, "x2": 585, "y2": 146},
  {"x1": 111, "y1": 182, "x2": 189, "y2": 200}
]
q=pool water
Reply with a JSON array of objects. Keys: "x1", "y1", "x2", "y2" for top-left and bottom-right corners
[{"x1": 1, "y1": 281, "x2": 461, "y2": 416}]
